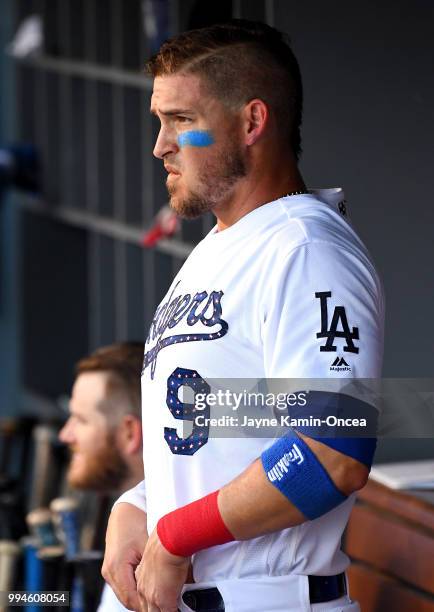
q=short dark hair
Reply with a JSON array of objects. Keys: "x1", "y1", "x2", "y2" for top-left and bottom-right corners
[
  {"x1": 147, "y1": 19, "x2": 303, "y2": 159},
  {"x1": 75, "y1": 342, "x2": 144, "y2": 419}
]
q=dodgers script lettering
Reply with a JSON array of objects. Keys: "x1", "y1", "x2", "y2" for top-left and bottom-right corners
[{"x1": 142, "y1": 281, "x2": 229, "y2": 379}]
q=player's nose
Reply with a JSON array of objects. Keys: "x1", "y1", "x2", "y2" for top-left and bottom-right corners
[
  {"x1": 58, "y1": 419, "x2": 74, "y2": 444},
  {"x1": 153, "y1": 126, "x2": 178, "y2": 159}
]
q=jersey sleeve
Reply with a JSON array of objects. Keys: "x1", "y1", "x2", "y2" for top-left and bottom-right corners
[
  {"x1": 261, "y1": 241, "x2": 384, "y2": 379},
  {"x1": 112, "y1": 479, "x2": 147, "y2": 513},
  {"x1": 261, "y1": 240, "x2": 384, "y2": 468}
]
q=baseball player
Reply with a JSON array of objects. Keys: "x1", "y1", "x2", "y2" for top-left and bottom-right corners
[
  {"x1": 102, "y1": 20, "x2": 384, "y2": 612},
  {"x1": 59, "y1": 342, "x2": 146, "y2": 611}
]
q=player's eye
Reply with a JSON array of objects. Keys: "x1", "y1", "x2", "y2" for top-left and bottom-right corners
[{"x1": 175, "y1": 116, "x2": 191, "y2": 123}]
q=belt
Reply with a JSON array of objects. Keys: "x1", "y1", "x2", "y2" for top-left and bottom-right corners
[{"x1": 181, "y1": 573, "x2": 347, "y2": 611}]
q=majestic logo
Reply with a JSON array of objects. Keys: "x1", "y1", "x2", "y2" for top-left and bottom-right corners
[
  {"x1": 142, "y1": 281, "x2": 228, "y2": 379},
  {"x1": 267, "y1": 443, "x2": 304, "y2": 482},
  {"x1": 315, "y1": 291, "x2": 359, "y2": 353},
  {"x1": 330, "y1": 356, "x2": 351, "y2": 372}
]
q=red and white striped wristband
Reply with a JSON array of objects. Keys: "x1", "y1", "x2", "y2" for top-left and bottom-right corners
[{"x1": 156, "y1": 490, "x2": 235, "y2": 557}]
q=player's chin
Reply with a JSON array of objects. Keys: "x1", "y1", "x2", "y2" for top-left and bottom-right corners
[
  {"x1": 169, "y1": 193, "x2": 213, "y2": 220},
  {"x1": 169, "y1": 199, "x2": 198, "y2": 219},
  {"x1": 67, "y1": 456, "x2": 91, "y2": 487},
  {"x1": 67, "y1": 467, "x2": 87, "y2": 489}
]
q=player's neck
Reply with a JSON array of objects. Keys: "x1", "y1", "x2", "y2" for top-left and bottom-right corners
[
  {"x1": 215, "y1": 156, "x2": 305, "y2": 232},
  {"x1": 117, "y1": 462, "x2": 145, "y2": 494}
]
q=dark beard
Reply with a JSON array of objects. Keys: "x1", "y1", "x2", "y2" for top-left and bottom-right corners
[
  {"x1": 168, "y1": 189, "x2": 213, "y2": 219},
  {"x1": 168, "y1": 144, "x2": 247, "y2": 219},
  {"x1": 67, "y1": 432, "x2": 129, "y2": 493}
]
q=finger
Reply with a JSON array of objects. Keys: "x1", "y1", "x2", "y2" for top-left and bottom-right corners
[
  {"x1": 145, "y1": 597, "x2": 178, "y2": 612},
  {"x1": 107, "y1": 565, "x2": 141, "y2": 611},
  {"x1": 137, "y1": 597, "x2": 148, "y2": 612},
  {"x1": 135, "y1": 557, "x2": 144, "y2": 581},
  {"x1": 112, "y1": 587, "x2": 141, "y2": 612},
  {"x1": 137, "y1": 591, "x2": 148, "y2": 612},
  {"x1": 118, "y1": 589, "x2": 142, "y2": 612}
]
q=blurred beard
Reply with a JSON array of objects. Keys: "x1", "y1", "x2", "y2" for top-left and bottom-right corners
[
  {"x1": 168, "y1": 142, "x2": 247, "y2": 219},
  {"x1": 67, "y1": 432, "x2": 129, "y2": 493}
]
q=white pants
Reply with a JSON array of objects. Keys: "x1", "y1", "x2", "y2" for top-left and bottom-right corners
[{"x1": 180, "y1": 575, "x2": 360, "y2": 612}]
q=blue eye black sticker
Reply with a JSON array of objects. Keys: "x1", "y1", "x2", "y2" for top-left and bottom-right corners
[{"x1": 177, "y1": 130, "x2": 214, "y2": 148}]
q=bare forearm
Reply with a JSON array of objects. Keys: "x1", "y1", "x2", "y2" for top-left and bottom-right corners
[
  {"x1": 218, "y1": 458, "x2": 306, "y2": 539},
  {"x1": 218, "y1": 433, "x2": 369, "y2": 540}
]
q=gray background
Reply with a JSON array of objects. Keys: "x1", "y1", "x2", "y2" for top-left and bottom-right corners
[{"x1": 273, "y1": 1, "x2": 434, "y2": 460}]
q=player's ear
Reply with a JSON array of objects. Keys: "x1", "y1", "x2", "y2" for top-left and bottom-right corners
[
  {"x1": 118, "y1": 414, "x2": 142, "y2": 455},
  {"x1": 242, "y1": 98, "x2": 268, "y2": 146}
]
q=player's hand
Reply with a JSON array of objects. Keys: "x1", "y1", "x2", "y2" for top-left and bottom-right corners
[
  {"x1": 135, "y1": 528, "x2": 190, "y2": 612},
  {"x1": 102, "y1": 502, "x2": 148, "y2": 611}
]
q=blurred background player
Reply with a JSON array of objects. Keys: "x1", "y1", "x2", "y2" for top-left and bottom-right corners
[{"x1": 59, "y1": 341, "x2": 145, "y2": 611}]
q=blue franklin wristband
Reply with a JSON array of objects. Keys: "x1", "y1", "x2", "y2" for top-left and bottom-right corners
[{"x1": 261, "y1": 431, "x2": 347, "y2": 520}]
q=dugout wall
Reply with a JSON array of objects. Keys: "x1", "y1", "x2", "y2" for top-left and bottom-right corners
[{"x1": 6, "y1": 0, "x2": 270, "y2": 415}]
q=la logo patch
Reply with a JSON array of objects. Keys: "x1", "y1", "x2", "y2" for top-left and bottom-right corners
[{"x1": 315, "y1": 291, "x2": 359, "y2": 353}]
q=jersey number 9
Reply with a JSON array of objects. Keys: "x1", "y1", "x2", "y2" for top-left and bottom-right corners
[{"x1": 164, "y1": 367, "x2": 210, "y2": 455}]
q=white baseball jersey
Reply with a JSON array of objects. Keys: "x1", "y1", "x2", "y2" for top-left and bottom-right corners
[{"x1": 119, "y1": 188, "x2": 384, "y2": 608}]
